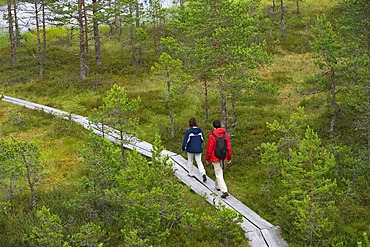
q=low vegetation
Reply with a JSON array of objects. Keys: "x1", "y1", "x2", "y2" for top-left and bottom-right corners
[{"x1": 0, "y1": 0, "x2": 369, "y2": 246}]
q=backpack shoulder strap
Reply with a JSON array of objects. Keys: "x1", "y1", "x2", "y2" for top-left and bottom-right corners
[{"x1": 211, "y1": 132, "x2": 226, "y2": 139}]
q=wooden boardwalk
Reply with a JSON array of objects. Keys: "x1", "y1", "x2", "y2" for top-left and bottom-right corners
[{"x1": 2, "y1": 95, "x2": 287, "y2": 247}]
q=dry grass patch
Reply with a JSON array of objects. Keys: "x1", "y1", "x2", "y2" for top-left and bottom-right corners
[
  {"x1": 257, "y1": 52, "x2": 318, "y2": 109},
  {"x1": 259, "y1": 52, "x2": 317, "y2": 83}
]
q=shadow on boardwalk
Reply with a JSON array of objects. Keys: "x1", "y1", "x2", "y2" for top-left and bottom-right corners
[{"x1": 2, "y1": 95, "x2": 287, "y2": 247}]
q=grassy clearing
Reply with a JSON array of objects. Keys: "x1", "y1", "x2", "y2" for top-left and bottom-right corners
[
  {"x1": 0, "y1": 103, "x2": 87, "y2": 185},
  {"x1": 257, "y1": 52, "x2": 319, "y2": 114}
]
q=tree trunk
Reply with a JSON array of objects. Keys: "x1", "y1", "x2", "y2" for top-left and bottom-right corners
[
  {"x1": 296, "y1": 0, "x2": 300, "y2": 14},
  {"x1": 12, "y1": 0, "x2": 20, "y2": 47},
  {"x1": 135, "y1": 0, "x2": 140, "y2": 28},
  {"x1": 119, "y1": 131, "x2": 126, "y2": 162},
  {"x1": 78, "y1": 0, "x2": 88, "y2": 79},
  {"x1": 42, "y1": 0, "x2": 47, "y2": 57},
  {"x1": 129, "y1": 26, "x2": 137, "y2": 66},
  {"x1": 167, "y1": 80, "x2": 175, "y2": 137},
  {"x1": 106, "y1": 0, "x2": 113, "y2": 35},
  {"x1": 92, "y1": 0, "x2": 102, "y2": 68},
  {"x1": 280, "y1": 0, "x2": 285, "y2": 39},
  {"x1": 129, "y1": 3, "x2": 137, "y2": 66},
  {"x1": 230, "y1": 90, "x2": 237, "y2": 135},
  {"x1": 7, "y1": 0, "x2": 16, "y2": 65},
  {"x1": 83, "y1": 0, "x2": 89, "y2": 74},
  {"x1": 367, "y1": 38, "x2": 370, "y2": 151},
  {"x1": 367, "y1": 83, "x2": 370, "y2": 151},
  {"x1": 150, "y1": 0, "x2": 159, "y2": 54},
  {"x1": 218, "y1": 74, "x2": 228, "y2": 130},
  {"x1": 22, "y1": 154, "x2": 36, "y2": 208},
  {"x1": 35, "y1": 0, "x2": 44, "y2": 78},
  {"x1": 135, "y1": 0, "x2": 144, "y2": 65},
  {"x1": 204, "y1": 78, "x2": 209, "y2": 127}
]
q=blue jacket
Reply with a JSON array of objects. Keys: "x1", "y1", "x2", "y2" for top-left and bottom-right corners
[{"x1": 182, "y1": 127, "x2": 204, "y2": 153}]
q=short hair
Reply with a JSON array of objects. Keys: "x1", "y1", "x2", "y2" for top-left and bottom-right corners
[
  {"x1": 189, "y1": 117, "x2": 197, "y2": 128},
  {"x1": 213, "y1": 120, "x2": 221, "y2": 128}
]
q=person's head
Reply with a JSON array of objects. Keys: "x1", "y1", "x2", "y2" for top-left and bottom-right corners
[
  {"x1": 213, "y1": 120, "x2": 221, "y2": 128},
  {"x1": 189, "y1": 117, "x2": 197, "y2": 128}
]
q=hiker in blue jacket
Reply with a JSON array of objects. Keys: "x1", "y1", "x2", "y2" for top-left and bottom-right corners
[{"x1": 182, "y1": 117, "x2": 207, "y2": 182}]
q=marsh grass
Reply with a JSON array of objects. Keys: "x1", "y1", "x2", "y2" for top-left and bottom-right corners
[
  {"x1": 0, "y1": 104, "x2": 87, "y2": 186},
  {"x1": 0, "y1": 0, "x2": 368, "y2": 244}
]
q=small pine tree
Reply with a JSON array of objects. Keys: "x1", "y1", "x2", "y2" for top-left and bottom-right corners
[
  {"x1": 0, "y1": 138, "x2": 44, "y2": 208},
  {"x1": 277, "y1": 127, "x2": 338, "y2": 246},
  {"x1": 151, "y1": 51, "x2": 189, "y2": 138},
  {"x1": 29, "y1": 206, "x2": 68, "y2": 247},
  {"x1": 70, "y1": 222, "x2": 106, "y2": 247},
  {"x1": 88, "y1": 84, "x2": 141, "y2": 162}
]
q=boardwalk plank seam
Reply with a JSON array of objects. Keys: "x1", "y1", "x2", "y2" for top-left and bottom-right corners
[{"x1": 2, "y1": 95, "x2": 287, "y2": 247}]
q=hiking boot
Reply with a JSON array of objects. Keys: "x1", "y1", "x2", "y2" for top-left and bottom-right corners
[
  {"x1": 221, "y1": 192, "x2": 229, "y2": 198},
  {"x1": 202, "y1": 174, "x2": 207, "y2": 182}
]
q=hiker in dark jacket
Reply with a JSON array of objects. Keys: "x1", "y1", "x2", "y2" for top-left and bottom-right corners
[
  {"x1": 206, "y1": 120, "x2": 232, "y2": 198},
  {"x1": 182, "y1": 117, "x2": 207, "y2": 182}
]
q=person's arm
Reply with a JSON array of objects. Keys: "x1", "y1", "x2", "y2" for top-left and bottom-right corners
[
  {"x1": 182, "y1": 130, "x2": 189, "y2": 151},
  {"x1": 226, "y1": 133, "x2": 232, "y2": 162},
  {"x1": 205, "y1": 133, "x2": 213, "y2": 162}
]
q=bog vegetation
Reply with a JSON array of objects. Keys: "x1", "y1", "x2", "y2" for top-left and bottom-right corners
[{"x1": 0, "y1": 0, "x2": 369, "y2": 246}]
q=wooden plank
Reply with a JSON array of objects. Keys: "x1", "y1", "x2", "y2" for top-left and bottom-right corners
[
  {"x1": 173, "y1": 163, "x2": 216, "y2": 206},
  {"x1": 3, "y1": 96, "x2": 70, "y2": 117},
  {"x1": 261, "y1": 227, "x2": 287, "y2": 247},
  {"x1": 161, "y1": 150, "x2": 179, "y2": 157},
  {"x1": 168, "y1": 154, "x2": 204, "y2": 178},
  {"x1": 169, "y1": 155, "x2": 188, "y2": 174},
  {"x1": 246, "y1": 230, "x2": 268, "y2": 247},
  {"x1": 239, "y1": 218, "x2": 261, "y2": 235},
  {"x1": 220, "y1": 196, "x2": 274, "y2": 229}
]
